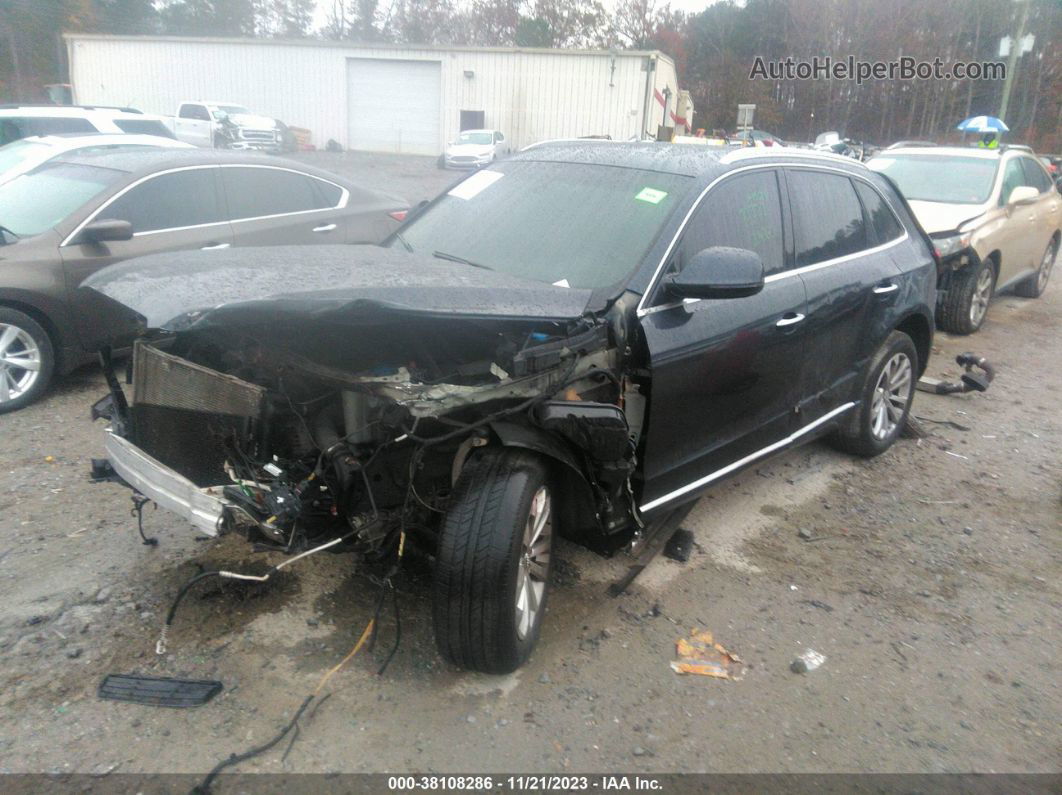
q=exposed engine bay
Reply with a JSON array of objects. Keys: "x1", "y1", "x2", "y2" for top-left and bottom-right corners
[{"x1": 101, "y1": 310, "x2": 647, "y2": 565}]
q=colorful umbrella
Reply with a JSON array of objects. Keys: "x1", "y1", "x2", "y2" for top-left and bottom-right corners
[{"x1": 956, "y1": 116, "x2": 1009, "y2": 133}]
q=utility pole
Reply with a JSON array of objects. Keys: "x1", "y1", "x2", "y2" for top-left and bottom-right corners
[{"x1": 999, "y1": 0, "x2": 1031, "y2": 123}]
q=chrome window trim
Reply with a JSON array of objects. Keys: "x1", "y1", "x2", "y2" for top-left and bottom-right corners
[
  {"x1": 636, "y1": 162, "x2": 910, "y2": 318},
  {"x1": 61, "y1": 164, "x2": 349, "y2": 246},
  {"x1": 639, "y1": 401, "x2": 856, "y2": 513}
]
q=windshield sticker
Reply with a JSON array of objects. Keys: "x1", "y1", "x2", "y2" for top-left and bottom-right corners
[
  {"x1": 635, "y1": 187, "x2": 668, "y2": 204},
  {"x1": 866, "y1": 158, "x2": 892, "y2": 170},
  {"x1": 552, "y1": 278, "x2": 571, "y2": 288},
  {"x1": 448, "y1": 169, "x2": 504, "y2": 200}
]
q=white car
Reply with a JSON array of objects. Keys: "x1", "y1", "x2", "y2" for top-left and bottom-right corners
[
  {"x1": 0, "y1": 105, "x2": 175, "y2": 146},
  {"x1": 440, "y1": 129, "x2": 507, "y2": 169},
  {"x1": 0, "y1": 133, "x2": 193, "y2": 185},
  {"x1": 170, "y1": 101, "x2": 281, "y2": 151}
]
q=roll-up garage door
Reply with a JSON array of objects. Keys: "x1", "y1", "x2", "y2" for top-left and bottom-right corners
[{"x1": 347, "y1": 58, "x2": 441, "y2": 155}]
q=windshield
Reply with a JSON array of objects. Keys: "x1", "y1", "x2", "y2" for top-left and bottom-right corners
[
  {"x1": 0, "y1": 162, "x2": 125, "y2": 237},
  {"x1": 0, "y1": 139, "x2": 51, "y2": 174},
  {"x1": 457, "y1": 132, "x2": 493, "y2": 145},
  {"x1": 214, "y1": 105, "x2": 250, "y2": 118},
  {"x1": 869, "y1": 154, "x2": 999, "y2": 204},
  {"x1": 392, "y1": 161, "x2": 692, "y2": 289}
]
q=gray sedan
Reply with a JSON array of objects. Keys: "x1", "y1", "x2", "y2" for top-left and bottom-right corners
[{"x1": 0, "y1": 149, "x2": 408, "y2": 412}]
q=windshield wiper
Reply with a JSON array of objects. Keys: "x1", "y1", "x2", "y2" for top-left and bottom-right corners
[
  {"x1": 433, "y1": 250, "x2": 492, "y2": 271},
  {"x1": 0, "y1": 224, "x2": 19, "y2": 243},
  {"x1": 393, "y1": 231, "x2": 413, "y2": 252}
]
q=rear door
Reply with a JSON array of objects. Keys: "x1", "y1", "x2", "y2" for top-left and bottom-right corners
[
  {"x1": 220, "y1": 165, "x2": 396, "y2": 245},
  {"x1": 60, "y1": 166, "x2": 232, "y2": 297},
  {"x1": 639, "y1": 168, "x2": 807, "y2": 512},
  {"x1": 785, "y1": 168, "x2": 905, "y2": 420}
]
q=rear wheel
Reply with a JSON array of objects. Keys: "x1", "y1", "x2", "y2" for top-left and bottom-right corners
[
  {"x1": 434, "y1": 447, "x2": 554, "y2": 673},
  {"x1": 1014, "y1": 239, "x2": 1057, "y2": 298},
  {"x1": 939, "y1": 257, "x2": 994, "y2": 334},
  {"x1": 0, "y1": 308, "x2": 54, "y2": 414},
  {"x1": 830, "y1": 331, "x2": 917, "y2": 458}
]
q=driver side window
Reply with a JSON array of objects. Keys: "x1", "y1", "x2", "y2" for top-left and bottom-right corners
[{"x1": 676, "y1": 170, "x2": 785, "y2": 276}]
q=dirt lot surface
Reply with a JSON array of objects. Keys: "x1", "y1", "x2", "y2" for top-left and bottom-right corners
[{"x1": 0, "y1": 153, "x2": 1058, "y2": 782}]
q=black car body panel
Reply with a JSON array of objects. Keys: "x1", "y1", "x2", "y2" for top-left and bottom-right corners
[{"x1": 87, "y1": 143, "x2": 935, "y2": 619}]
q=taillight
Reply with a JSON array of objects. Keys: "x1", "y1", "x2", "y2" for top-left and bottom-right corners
[{"x1": 389, "y1": 210, "x2": 408, "y2": 222}]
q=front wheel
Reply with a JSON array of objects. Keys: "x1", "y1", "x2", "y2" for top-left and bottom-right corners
[
  {"x1": 939, "y1": 258, "x2": 994, "y2": 334},
  {"x1": 1014, "y1": 239, "x2": 1057, "y2": 298},
  {"x1": 0, "y1": 308, "x2": 55, "y2": 414},
  {"x1": 433, "y1": 447, "x2": 554, "y2": 673},
  {"x1": 829, "y1": 330, "x2": 917, "y2": 458}
]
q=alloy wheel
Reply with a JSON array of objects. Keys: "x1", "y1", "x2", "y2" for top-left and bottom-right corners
[
  {"x1": 0, "y1": 323, "x2": 42, "y2": 404},
  {"x1": 969, "y1": 267, "x2": 993, "y2": 327},
  {"x1": 870, "y1": 352, "x2": 912, "y2": 440},
  {"x1": 515, "y1": 485, "x2": 552, "y2": 640},
  {"x1": 1037, "y1": 242, "x2": 1057, "y2": 293}
]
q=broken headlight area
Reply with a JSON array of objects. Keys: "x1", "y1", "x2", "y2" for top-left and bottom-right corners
[{"x1": 99, "y1": 314, "x2": 643, "y2": 564}]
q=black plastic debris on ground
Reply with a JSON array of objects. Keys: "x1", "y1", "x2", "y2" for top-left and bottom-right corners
[
  {"x1": 663, "y1": 528, "x2": 694, "y2": 563},
  {"x1": 98, "y1": 674, "x2": 222, "y2": 708}
]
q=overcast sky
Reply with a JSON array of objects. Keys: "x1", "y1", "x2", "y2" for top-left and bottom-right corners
[{"x1": 313, "y1": 0, "x2": 721, "y2": 31}]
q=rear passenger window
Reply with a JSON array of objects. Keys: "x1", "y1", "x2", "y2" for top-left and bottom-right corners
[
  {"x1": 789, "y1": 170, "x2": 867, "y2": 266},
  {"x1": 178, "y1": 105, "x2": 210, "y2": 121},
  {"x1": 104, "y1": 168, "x2": 223, "y2": 233},
  {"x1": 1020, "y1": 158, "x2": 1052, "y2": 193},
  {"x1": 679, "y1": 170, "x2": 785, "y2": 275},
  {"x1": 222, "y1": 167, "x2": 333, "y2": 219},
  {"x1": 854, "y1": 181, "x2": 903, "y2": 244},
  {"x1": 114, "y1": 119, "x2": 177, "y2": 139}
]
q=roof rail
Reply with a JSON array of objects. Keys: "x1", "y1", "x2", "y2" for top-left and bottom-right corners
[{"x1": 0, "y1": 104, "x2": 143, "y2": 114}]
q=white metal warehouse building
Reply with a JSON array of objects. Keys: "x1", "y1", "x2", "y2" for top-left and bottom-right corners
[{"x1": 64, "y1": 34, "x2": 684, "y2": 155}]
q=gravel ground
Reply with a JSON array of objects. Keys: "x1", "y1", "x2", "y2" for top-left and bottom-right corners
[{"x1": 0, "y1": 152, "x2": 1058, "y2": 782}]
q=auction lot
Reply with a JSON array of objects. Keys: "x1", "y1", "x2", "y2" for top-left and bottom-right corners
[{"x1": 0, "y1": 151, "x2": 1058, "y2": 778}]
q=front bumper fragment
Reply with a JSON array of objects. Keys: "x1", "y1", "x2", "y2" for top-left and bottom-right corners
[{"x1": 104, "y1": 431, "x2": 226, "y2": 536}]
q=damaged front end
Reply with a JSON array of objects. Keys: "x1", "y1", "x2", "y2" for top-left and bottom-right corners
[{"x1": 93, "y1": 291, "x2": 645, "y2": 565}]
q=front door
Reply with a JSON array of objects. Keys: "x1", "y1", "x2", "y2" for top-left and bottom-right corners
[
  {"x1": 60, "y1": 167, "x2": 231, "y2": 341},
  {"x1": 639, "y1": 169, "x2": 807, "y2": 513}
]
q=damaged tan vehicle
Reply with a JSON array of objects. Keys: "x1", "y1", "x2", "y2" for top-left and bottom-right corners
[{"x1": 82, "y1": 144, "x2": 936, "y2": 672}]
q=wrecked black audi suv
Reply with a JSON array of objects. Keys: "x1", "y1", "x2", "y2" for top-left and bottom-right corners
[{"x1": 84, "y1": 143, "x2": 936, "y2": 673}]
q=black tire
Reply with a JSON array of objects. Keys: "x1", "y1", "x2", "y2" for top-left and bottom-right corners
[
  {"x1": 938, "y1": 257, "x2": 994, "y2": 334},
  {"x1": 0, "y1": 307, "x2": 55, "y2": 414},
  {"x1": 1014, "y1": 238, "x2": 1057, "y2": 298},
  {"x1": 829, "y1": 331, "x2": 918, "y2": 458},
  {"x1": 434, "y1": 447, "x2": 554, "y2": 674}
]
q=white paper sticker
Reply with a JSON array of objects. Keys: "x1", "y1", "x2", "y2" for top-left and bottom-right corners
[
  {"x1": 866, "y1": 158, "x2": 893, "y2": 171},
  {"x1": 552, "y1": 278, "x2": 571, "y2": 288},
  {"x1": 448, "y1": 169, "x2": 505, "y2": 200}
]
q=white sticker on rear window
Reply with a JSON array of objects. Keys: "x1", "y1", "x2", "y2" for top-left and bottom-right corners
[
  {"x1": 635, "y1": 187, "x2": 668, "y2": 204},
  {"x1": 448, "y1": 169, "x2": 504, "y2": 200},
  {"x1": 867, "y1": 158, "x2": 893, "y2": 170}
]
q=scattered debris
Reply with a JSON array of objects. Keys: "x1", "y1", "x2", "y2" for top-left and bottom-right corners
[
  {"x1": 944, "y1": 451, "x2": 969, "y2": 460},
  {"x1": 670, "y1": 629, "x2": 745, "y2": 679},
  {"x1": 662, "y1": 528, "x2": 694, "y2": 562},
  {"x1": 98, "y1": 674, "x2": 223, "y2": 707},
  {"x1": 790, "y1": 648, "x2": 826, "y2": 674},
  {"x1": 797, "y1": 527, "x2": 814, "y2": 540},
  {"x1": 801, "y1": 599, "x2": 834, "y2": 612}
]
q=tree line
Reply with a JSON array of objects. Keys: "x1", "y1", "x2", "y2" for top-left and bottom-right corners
[{"x1": 2, "y1": 0, "x2": 1059, "y2": 150}]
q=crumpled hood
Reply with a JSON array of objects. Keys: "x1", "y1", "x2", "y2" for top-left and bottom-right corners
[
  {"x1": 907, "y1": 200, "x2": 988, "y2": 235},
  {"x1": 226, "y1": 113, "x2": 277, "y2": 131},
  {"x1": 78, "y1": 245, "x2": 592, "y2": 338}
]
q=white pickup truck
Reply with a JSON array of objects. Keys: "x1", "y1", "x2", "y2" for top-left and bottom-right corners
[{"x1": 168, "y1": 100, "x2": 282, "y2": 151}]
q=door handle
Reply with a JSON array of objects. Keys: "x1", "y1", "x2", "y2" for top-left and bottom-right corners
[
  {"x1": 201, "y1": 242, "x2": 230, "y2": 250},
  {"x1": 776, "y1": 313, "x2": 805, "y2": 327},
  {"x1": 313, "y1": 223, "x2": 337, "y2": 233},
  {"x1": 872, "y1": 282, "x2": 899, "y2": 294}
]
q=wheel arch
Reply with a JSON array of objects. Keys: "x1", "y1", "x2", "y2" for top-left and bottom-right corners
[
  {"x1": 0, "y1": 296, "x2": 69, "y2": 370},
  {"x1": 894, "y1": 311, "x2": 932, "y2": 377}
]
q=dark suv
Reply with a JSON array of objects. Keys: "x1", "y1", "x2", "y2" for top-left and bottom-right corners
[{"x1": 86, "y1": 143, "x2": 935, "y2": 673}]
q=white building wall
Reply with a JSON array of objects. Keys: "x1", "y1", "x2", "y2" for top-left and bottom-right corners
[{"x1": 65, "y1": 35, "x2": 677, "y2": 153}]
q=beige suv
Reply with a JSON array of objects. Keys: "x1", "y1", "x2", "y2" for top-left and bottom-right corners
[{"x1": 869, "y1": 146, "x2": 1060, "y2": 333}]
